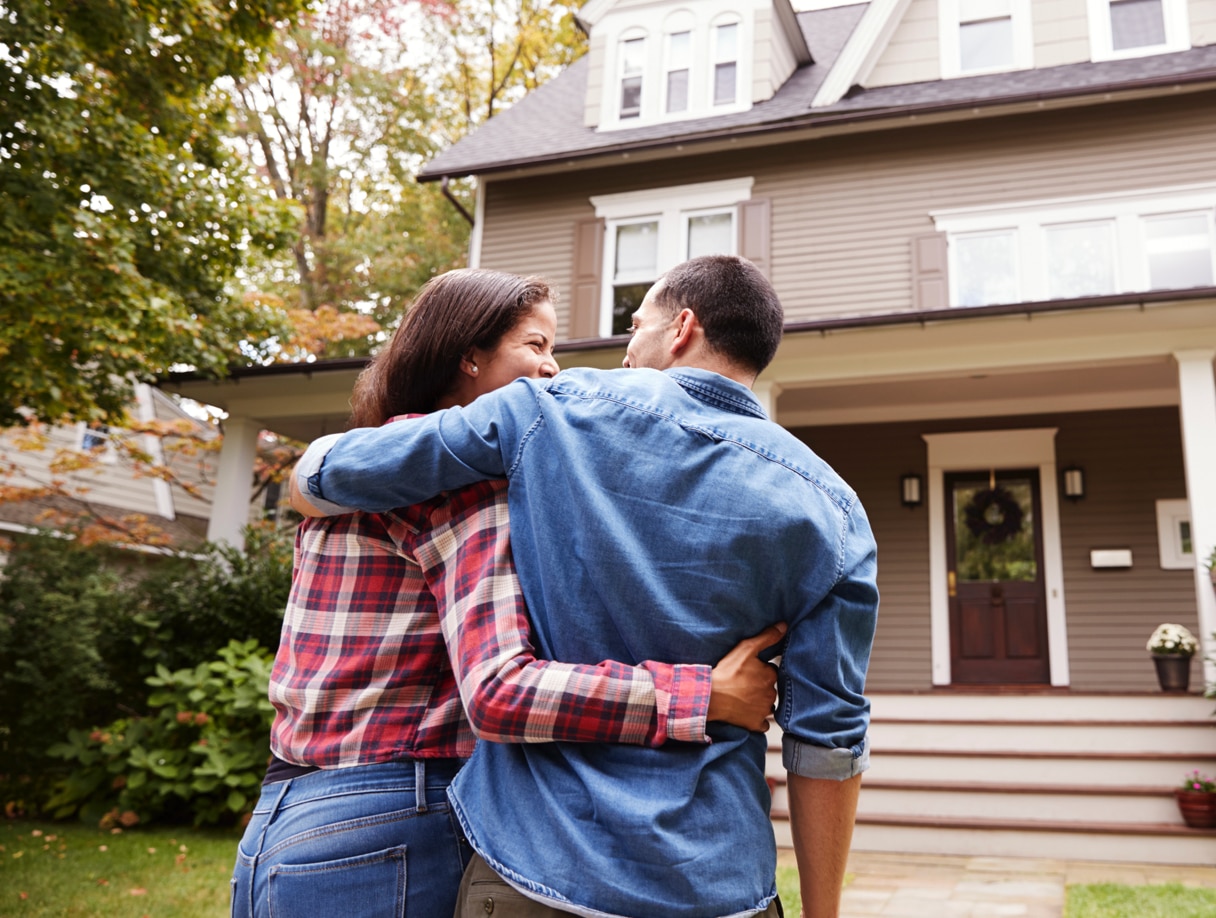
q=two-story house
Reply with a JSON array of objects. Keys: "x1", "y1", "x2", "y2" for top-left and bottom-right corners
[{"x1": 169, "y1": 0, "x2": 1216, "y2": 864}]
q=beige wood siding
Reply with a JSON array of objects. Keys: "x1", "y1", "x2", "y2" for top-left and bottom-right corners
[
  {"x1": 753, "y1": 6, "x2": 798, "y2": 103},
  {"x1": 585, "y1": 31, "x2": 607, "y2": 127},
  {"x1": 792, "y1": 406, "x2": 1196, "y2": 692},
  {"x1": 1032, "y1": 0, "x2": 1091, "y2": 68},
  {"x1": 866, "y1": 0, "x2": 940, "y2": 88},
  {"x1": 1193, "y1": 0, "x2": 1216, "y2": 45},
  {"x1": 477, "y1": 92, "x2": 1216, "y2": 332}
]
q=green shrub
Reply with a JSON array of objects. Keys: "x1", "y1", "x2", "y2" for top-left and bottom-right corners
[
  {"x1": 0, "y1": 536, "x2": 139, "y2": 803},
  {"x1": 131, "y1": 524, "x2": 293, "y2": 674},
  {"x1": 45, "y1": 639, "x2": 276, "y2": 827}
]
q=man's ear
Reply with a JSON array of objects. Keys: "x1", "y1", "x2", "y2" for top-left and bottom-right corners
[{"x1": 668, "y1": 308, "x2": 699, "y2": 356}]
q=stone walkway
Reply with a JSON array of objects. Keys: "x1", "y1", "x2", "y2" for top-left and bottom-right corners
[{"x1": 777, "y1": 850, "x2": 1216, "y2": 917}]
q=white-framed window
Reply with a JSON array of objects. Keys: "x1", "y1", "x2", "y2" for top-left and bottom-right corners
[
  {"x1": 940, "y1": 0, "x2": 1033, "y2": 78},
  {"x1": 597, "y1": 6, "x2": 751, "y2": 131},
  {"x1": 77, "y1": 422, "x2": 118, "y2": 463},
  {"x1": 711, "y1": 18, "x2": 740, "y2": 107},
  {"x1": 664, "y1": 29, "x2": 691, "y2": 114},
  {"x1": 1088, "y1": 0, "x2": 1190, "y2": 61},
  {"x1": 1156, "y1": 498, "x2": 1193, "y2": 569},
  {"x1": 618, "y1": 33, "x2": 646, "y2": 120},
  {"x1": 591, "y1": 178, "x2": 753, "y2": 337},
  {"x1": 933, "y1": 185, "x2": 1216, "y2": 307}
]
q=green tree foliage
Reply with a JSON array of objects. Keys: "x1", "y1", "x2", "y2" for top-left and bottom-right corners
[
  {"x1": 0, "y1": 0, "x2": 307, "y2": 426},
  {"x1": 228, "y1": 0, "x2": 471, "y2": 353}
]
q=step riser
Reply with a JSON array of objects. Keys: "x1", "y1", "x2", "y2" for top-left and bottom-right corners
[
  {"x1": 869, "y1": 694, "x2": 1215, "y2": 721},
  {"x1": 864, "y1": 755, "x2": 1213, "y2": 786},
  {"x1": 869, "y1": 722, "x2": 1215, "y2": 754},
  {"x1": 853, "y1": 789, "x2": 1181, "y2": 824}
]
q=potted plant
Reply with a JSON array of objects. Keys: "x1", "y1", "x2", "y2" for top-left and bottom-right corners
[
  {"x1": 1146, "y1": 623, "x2": 1197, "y2": 692},
  {"x1": 1175, "y1": 771, "x2": 1216, "y2": 829}
]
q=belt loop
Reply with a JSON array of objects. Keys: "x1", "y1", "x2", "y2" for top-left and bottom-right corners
[
  {"x1": 414, "y1": 759, "x2": 428, "y2": 813},
  {"x1": 255, "y1": 778, "x2": 293, "y2": 855}
]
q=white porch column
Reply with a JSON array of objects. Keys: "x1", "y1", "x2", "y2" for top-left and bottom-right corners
[
  {"x1": 1174, "y1": 350, "x2": 1216, "y2": 683},
  {"x1": 752, "y1": 380, "x2": 784, "y2": 421},
  {"x1": 206, "y1": 415, "x2": 260, "y2": 550}
]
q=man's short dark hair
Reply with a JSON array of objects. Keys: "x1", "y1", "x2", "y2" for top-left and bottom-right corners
[{"x1": 652, "y1": 255, "x2": 784, "y2": 374}]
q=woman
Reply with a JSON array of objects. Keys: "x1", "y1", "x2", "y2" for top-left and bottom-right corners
[{"x1": 231, "y1": 269, "x2": 781, "y2": 918}]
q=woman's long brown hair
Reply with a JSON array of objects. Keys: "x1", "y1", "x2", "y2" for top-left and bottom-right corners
[{"x1": 349, "y1": 269, "x2": 552, "y2": 427}]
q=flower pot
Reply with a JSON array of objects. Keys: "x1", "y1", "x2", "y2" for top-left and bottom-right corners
[
  {"x1": 1151, "y1": 653, "x2": 1191, "y2": 692},
  {"x1": 1175, "y1": 790, "x2": 1216, "y2": 829}
]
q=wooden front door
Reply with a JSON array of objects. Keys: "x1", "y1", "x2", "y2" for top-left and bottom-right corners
[{"x1": 946, "y1": 470, "x2": 1050, "y2": 685}]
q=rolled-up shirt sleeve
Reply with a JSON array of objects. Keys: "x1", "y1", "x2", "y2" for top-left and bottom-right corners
[{"x1": 778, "y1": 499, "x2": 879, "y2": 780}]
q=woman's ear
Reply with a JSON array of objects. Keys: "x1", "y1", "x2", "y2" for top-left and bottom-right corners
[{"x1": 459, "y1": 350, "x2": 480, "y2": 379}]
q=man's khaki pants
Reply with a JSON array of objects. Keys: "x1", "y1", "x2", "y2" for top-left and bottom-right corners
[{"x1": 454, "y1": 854, "x2": 783, "y2": 917}]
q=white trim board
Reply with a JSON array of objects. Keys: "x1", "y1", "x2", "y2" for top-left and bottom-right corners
[{"x1": 922, "y1": 428, "x2": 1070, "y2": 688}]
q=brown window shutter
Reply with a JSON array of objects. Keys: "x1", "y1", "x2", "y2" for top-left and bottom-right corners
[
  {"x1": 912, "y1": 233, "x2": 949, "y2": 311},
  {"x1": 738, "y1": 198, "x2": 771, "y2": 277},
  {"x1": 569, "y1": 217, "x2": 605, "y2": 340}
]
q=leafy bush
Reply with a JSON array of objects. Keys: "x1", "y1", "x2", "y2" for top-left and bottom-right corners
[
  {"x1": 45, "y1": 639, "x2": 275, "y2": 827},
  {"x1": 131, "y1": 524, "x2": 292, "y2": 674},
  {"x1": 0, "y1": 536, "x2": 139, "y2": 803},
  {"x1": 0, "y1": 525, "x2": 292, "y2": 817}
]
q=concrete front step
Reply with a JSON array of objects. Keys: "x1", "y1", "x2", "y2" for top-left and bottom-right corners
[
  {"x1": 868, "y1": 720, "x2": 1215, "y2": 754},
  {"x1": 771, "y1": 814, "x2": 1216, "y2": 866},
  {"x1": 865, "y1": 750, "x2": 1216, "y2": 786},
  {"x1": 869, "y1": 692, "x2": 1215, "y2": 721}
]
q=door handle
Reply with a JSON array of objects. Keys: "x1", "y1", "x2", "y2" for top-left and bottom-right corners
[{"x1": 947, "y1": 571, "x2": 957, "y2": 597}]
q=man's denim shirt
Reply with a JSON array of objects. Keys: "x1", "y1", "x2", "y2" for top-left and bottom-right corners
[{"x1": 299, "y1": 367, "x2": 878, "y2": 918}]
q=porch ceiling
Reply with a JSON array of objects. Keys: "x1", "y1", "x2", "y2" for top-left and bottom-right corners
[{"x1": 774, "y1": 359, "x2": 1181, "y2": 428}]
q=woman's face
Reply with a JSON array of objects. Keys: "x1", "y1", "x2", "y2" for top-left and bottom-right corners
[{"x1": 467, "y1": 299, "x2": 560, "y2": 398}]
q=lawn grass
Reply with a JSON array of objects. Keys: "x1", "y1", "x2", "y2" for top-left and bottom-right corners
[
  {"x1": 1065, "y1": 882, "x2": 1216, "y2": 918},
  {"x1": 776, "y1": 864, "x2": 801, "y2": 914},
  {"x1": 0, "y1": 819, "x2": 241, "y2": 917}
]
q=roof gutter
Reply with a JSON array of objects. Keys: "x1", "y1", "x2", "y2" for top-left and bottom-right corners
[{"x1": 417, "y1": 68, "x2": 1216, "y2": 183}]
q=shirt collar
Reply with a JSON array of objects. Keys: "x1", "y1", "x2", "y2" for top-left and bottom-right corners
[{"x1": 665, "y1": 368, "x2": 768, "y2": 420}]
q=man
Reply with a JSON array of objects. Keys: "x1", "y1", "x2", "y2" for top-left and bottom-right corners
[{"x1": 293, "y1": 255, "x2": 878, "y2": 918}]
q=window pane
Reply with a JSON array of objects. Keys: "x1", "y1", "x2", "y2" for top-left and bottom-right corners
[
  {"x1": 954, "y1": 231, "x2": 1017, "y2": 306},
  {"x1": 668, "y1": 31, "x2": 690, "y2": 69},
  {"x1": 959, "y1": 18, "x2": 1014, "y2": 71},
  {"x1": 1045, "y1": 221, "x2": 1116, "y2": 299},
  {"x1": 1146, "y1": 213, "x2": 1214, "y2": 289},
  {"x1": 714, "y1": 23, "x2": 737, "y2": 62},
  {"x1": 614, "y1": 221, "x2": 658, "y2": 279},
  {"x1": 953, "y1": 477, "x2": 1037, "y2": 582},
  {"x1": 612, "y1": 283, "x2": 651, "y2": 336},
  {"x1": 667, "y1": 69, "x2": 688, "y2": 113},
  {"x1": 1111, "y1": 0, "x2": 1166, "y2": 51},
  {"x1": 687, "y1": 212, "x2": 734, "y2": 259},
  {"x1": 620, "y1": 38, "x2": 644, "y2": 118},
  {"x1": 714, "y1": 62, "x2": 736, "y2": 105}
]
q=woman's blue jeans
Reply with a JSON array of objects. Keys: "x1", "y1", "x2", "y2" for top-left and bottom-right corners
[{"x1": 231, "y1": 759, "x2": 471, "y2": 918}]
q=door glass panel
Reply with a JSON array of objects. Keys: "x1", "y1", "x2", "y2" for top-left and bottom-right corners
[{"x1": 953, "y1": 477, "x2": 1036, "y2": 582}]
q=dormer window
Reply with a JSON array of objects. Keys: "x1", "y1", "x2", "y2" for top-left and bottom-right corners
[
  {"x1": 1088, "y1": 0, "x2": 1189, "y2": 60},
  {"x1": 596, "y1": 7, "x2": 752, "y2": 131},
  {"x1": 712, "y1": 21, "x2": 739, "y2": 106},
  {"x1": 940, "y1": 0, "x2": 1032, "y2": 78},
  {"x1": 619, "y1": 35, "x2": 645, "y2": 119},
  {"x1": 665, "y1": 31, "x2": 691, "y2": 114}
]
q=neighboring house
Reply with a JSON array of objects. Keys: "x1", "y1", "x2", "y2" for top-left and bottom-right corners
[
  {"x1": 169, "y1": 0, "x2": 1216, "y2": 864},
  {"x1": 0, "y1": 383, "x2": 284, "y2": 553}
]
